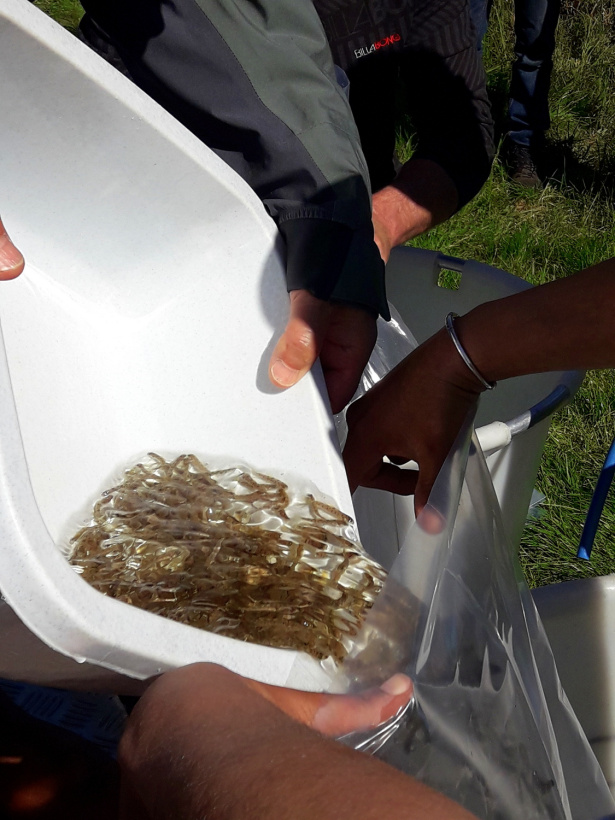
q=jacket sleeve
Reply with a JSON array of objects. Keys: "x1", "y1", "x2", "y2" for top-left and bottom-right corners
[
  {"x1": 402, "y1": 4, "x2": 495, "y2": 209},
  {"x1": 79, "y1": 0, "x2": 389, "y2": 319},
  {"x1": 313, "y1": 0, "x2": 494, "y2": 209}
]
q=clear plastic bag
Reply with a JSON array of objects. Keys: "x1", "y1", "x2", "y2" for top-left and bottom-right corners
[{"x1": 329, "y1": 311, "x2": 615, "y2": 819}]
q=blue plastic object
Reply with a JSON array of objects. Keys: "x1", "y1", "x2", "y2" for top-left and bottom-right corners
[{"x1": 577, "y1": 436, "x2": 615, "y2": 561}]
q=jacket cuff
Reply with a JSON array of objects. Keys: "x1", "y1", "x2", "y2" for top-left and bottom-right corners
[
  {"x1": 330, "y1": 225, "x2": 390, "y2": 320},
  {"x1": 278, "y1": 217, "x2": 389, "y2": 320}
]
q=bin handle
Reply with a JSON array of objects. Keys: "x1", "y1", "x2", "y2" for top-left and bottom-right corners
[
  {"x1": 475, "y1": 384, "x2": 572, "y2": 456},
  {"x1": 436, "y1": 253, "x2": 466, "y2": 272}
]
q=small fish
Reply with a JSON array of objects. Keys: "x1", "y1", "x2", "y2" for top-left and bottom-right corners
[{"x1": 69, "y1": 454, "x2": 386, "y2": 662}]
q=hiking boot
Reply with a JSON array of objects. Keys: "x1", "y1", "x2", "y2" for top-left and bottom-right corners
[{"x1": 501, "y1": 140, "x2": 542, "y2": 189}]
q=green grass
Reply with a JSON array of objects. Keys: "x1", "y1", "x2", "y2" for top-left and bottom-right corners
[
  {"x1": 521, "y1": 370, "x2": 615, "y2": 586},
  {"x1": 34, "y1": 0, "x2": 82, "y2": 32},
  {"x1": 38, "y1": 0, "x2": 615, "y2": 587}
]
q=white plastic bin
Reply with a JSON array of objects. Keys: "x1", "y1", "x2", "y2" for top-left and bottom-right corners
[
  {"x1": 353, "y1": 246, "x2": 584, "y2": 568},
  {"x1": 533, "y1": 575, "x2": 615, "y2": 799}
]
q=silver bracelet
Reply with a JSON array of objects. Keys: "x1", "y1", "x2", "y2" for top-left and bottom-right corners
[{"x1": 445, "y1": 312, "x2": 496, "y2": 390}]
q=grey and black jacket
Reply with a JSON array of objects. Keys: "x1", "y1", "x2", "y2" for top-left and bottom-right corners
[
  {"x1": 79, "y1": 0, "x2": 389, "y2": 319},
  {"x1": 314, "y1": 0, "x2": 495, "y2": 204},
  {"x1": 79, "y1": 0, "x2": 494, "y2": 318}
]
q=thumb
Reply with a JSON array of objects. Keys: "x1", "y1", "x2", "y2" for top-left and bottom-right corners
[
  {"x1": 269, "y1": 290, "x2": 331, "y2": 390},
  {"x1": 246, "y1": 673, "x2": 413, "y2": 737},
  {"x1": 0, "y1": 218, "x2": 24, "y2": 280}
]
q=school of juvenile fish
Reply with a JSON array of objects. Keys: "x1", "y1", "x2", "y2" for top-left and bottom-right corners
[{"x1": 68, "y1": 453, "x2": 386, "y2": 662}]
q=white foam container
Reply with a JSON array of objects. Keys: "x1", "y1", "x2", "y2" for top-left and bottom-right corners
[
  {"x1": 0, "y1": 0, "x2": 353, "y2": 693},
  {"x1": 0, "y1": 1, "x2": 586, "y2": 701}
]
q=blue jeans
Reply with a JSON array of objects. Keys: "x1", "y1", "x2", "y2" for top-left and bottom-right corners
[
  {"x1": 470, "y1": 0, "x2": 560, "y2": 147},
  {"x1": 469, "y1": 0, "x2": 490, "y2": 50}
]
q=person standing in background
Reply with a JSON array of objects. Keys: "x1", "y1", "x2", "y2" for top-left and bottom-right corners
[
  {"x1": 470, "y1": 0, "x2": 560, "y2": 188},
  {"x1": 313, "y1": 0, "x2": 495, "y2": 262}
]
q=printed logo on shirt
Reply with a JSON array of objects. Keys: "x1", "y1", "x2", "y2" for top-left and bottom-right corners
[{"x1": 354, "y1": 32, "x2": 401, "y2": 58}]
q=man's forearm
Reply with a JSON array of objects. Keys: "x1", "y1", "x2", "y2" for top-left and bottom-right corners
[{"x1": 372, "y1": 159, "x2": 458, "y2": 260}]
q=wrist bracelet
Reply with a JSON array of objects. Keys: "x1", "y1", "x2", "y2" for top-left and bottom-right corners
[{"x1": 445, "y1": 312, "x2": 496, "y2": 390}]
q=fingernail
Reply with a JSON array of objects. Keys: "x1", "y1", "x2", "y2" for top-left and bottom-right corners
[
  {"x1": 0, "y1": 236, "x2": 23, "y2": 272},
  {"x1": 270, "y1": 359, "x2": 300, "y2": 388},
  {"x1": 379, "y1": 673, "x2": 412, "y2": 696}
]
